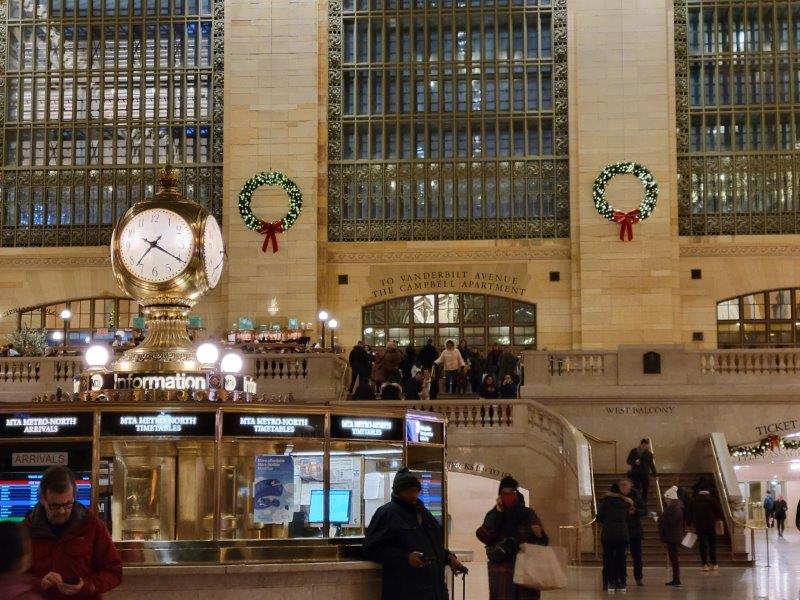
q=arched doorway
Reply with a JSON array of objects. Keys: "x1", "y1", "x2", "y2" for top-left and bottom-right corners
[{"x1": 361, "y1": 293, "x2": 536, "y2": 352}]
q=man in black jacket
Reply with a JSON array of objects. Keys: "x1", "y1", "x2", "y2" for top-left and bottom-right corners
[
  {"x1": 348, "y1": 341, "x2": 372, "y2": 395},
  {"x1": 620, "y1": 478, "x2": 647, "y2": 586},
  {"x1": 364, "y1": 469, "x2": 467, "y2": 600},
  {"x1": 626, "y1": 438, "x2": 657, "y2": 504}
]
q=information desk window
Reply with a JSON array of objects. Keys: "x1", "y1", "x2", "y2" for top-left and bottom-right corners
[
  {"x1": 98, "y1": 440, "x2": 216, "y2": 542},
  {"x1": 328, "y1": 441, "x2": 404, "y2": 538},
  {"x1": 219, "y1": 439, "x2": 325, "y2": 539}
]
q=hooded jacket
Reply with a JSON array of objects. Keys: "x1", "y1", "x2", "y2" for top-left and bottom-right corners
[
  {"x1": 596, "y1": 492, "x2": 634, "y2": 543},
  {"x1": 24, "y1": 503, "x2": 122, "y2": 599},
  {"x1": 686, "y1": 491, "x2": 724, "y2": 531},
  {"x1": 363, "y1": 495, "x2": 451, "y2": 600},
  {"x1": 475, "y1": 492, "x2": 548, "y2": 563}
]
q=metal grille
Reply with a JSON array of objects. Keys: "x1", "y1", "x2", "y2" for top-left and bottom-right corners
[
  {"x1": 676, "y1": 0, "x2": 800, "y2": 235},
  {"x1": 327, "y1": 0, "x2": 568, "y2": 242},
  {"x1": 0, "y1": 0, "x2": 224, "y2": 247}
]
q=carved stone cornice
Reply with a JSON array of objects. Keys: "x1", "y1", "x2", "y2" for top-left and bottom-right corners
[
  {"x1": 326, "y1": 245, "x2": 570, "y2": 264},
  {"x1": 0, "y1": 256, "x2": 111, "y2": 268},
  {"x1": 680, "y1": 245, "x2": 800, "y2": 258}
]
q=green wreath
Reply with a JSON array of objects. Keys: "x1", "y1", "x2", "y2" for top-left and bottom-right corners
[
  {"x1": 592, "y1": 162, "x2": 658, "y2": 241},
  {"x1": 238, "y1": 172, "x2": 303, "y2": 253}
]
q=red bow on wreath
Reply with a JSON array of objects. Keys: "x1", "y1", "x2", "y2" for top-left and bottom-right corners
[
  {"x1": 257, "y1": 219, "x2": 285, "y2": 254},
  {"x1": 612, "y1": 209, "x2": 641, "y2": 242},
  {"x1": 767, "y1": 434, "x2": 781, "y2": 451}
]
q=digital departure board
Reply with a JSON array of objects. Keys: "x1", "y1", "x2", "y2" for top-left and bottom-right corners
[{"x1": 0, "y1": 472, "x2": 91, "y2": 522}]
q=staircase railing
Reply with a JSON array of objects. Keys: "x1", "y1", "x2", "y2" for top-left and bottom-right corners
[
  {"x1": 708, "y1": 433, "x2": 769, "y2": 567},
  {"x1": 558, "y1": 439, "x2": 599, "y2": 565},
  {"x1": 579, "y1": 429, "x2": 618, "y2": 473}
]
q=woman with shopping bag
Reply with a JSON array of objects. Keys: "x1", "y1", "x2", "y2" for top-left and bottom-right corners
[
  {"x1": 658, "y1": 486, "x2": 685, "y2": 588},
  {"x1": 475, "y1": 476, "x2": 551, "y2": 599}
]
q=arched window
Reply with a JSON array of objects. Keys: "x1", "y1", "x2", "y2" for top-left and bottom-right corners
[
  {"x1": 717, "y1": 288, "x2": 798, "y2": 347},
  {"x1": 328, "y1": 0, "x2": 568, "y2": 241},
  {"x1": 362, "y1": 293, "x2": 536, "y2": 351},
  {"x1": 0, "y1": 0, "x2": 223, "y2": 247},
  {"x1": 676, "y1": 1, "x2": 800, "y2": 234},
  {"x1": 13, "y1": 296, "x2": 141, "y2": 346}
]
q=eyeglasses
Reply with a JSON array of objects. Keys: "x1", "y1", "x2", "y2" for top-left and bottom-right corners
[{"x1": 47, "y1": 501, "x2": 74, "y2": 511}]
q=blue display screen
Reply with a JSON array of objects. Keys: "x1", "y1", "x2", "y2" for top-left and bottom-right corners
[
  {"x1": 0, "y1": 472, "x2": 91, "y2": 522},
  {"x1": 308, "y1": 489, "x2": 352, "y2": 524},
  {"x1": 413, "y1": 471, "x2": 443, "y2": 524}
]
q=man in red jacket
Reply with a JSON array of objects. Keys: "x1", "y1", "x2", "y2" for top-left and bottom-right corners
[{"x1": 24, "y1": 466, "x2": 122, "y2": 598}]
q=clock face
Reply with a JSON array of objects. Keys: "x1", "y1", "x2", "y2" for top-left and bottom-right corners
[
  {"x1": 118, "y1": 208, "x2": 195, "y2": 284},
  {"x1": 203, "y1": 216, "x2": 225, "y2": 289}
]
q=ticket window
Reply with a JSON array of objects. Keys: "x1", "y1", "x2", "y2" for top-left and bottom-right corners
[
  {"x1": 219, "y1": 439, "x2": 326, "y2": 540},
  {"x1": 328, "y1": 441, "x2": 404, "y2": 538},
  {"x1": 99, "y1": 440, "x2": 216, "y2": 541}
]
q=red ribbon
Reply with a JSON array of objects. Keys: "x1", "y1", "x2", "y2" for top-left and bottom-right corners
[
  {"x1": 257, "y1": 219, "x2": 285, "y2": 253},
  {"x1": 612, "y1": 209, "x2": 641, "y2": 242}
]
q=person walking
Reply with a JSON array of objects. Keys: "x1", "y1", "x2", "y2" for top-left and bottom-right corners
[
  {"x1": 596, "y1": 481, "x2": 633, "y2": 593},
  {"x1": 24, "y1": 466, "x2": 122, "y2": 598},
  {"x1": 658, "y1": 486, "x2": 684, "y2": 588},
  {"x1": 475, "y1": 476, "x2": 548, "y2": 600},
  {"x1": 774, "y1": 496, "x2": 788, "y2": 538},
  {"x1": 433, "y1": 340, "x2": 466, "y2": 394},
  {"x1": 764, "y1": 491, "x2": 775, "y2": 528},
  {"x1": 348, "y1": 341, "x2": 372, "y2": 395},
  {"x1": 418, "y1": 339, "x2": 439, "y2": 371},
  {"x1": 400, "y1": 345, "x2": 417, "y2": 383},
  {"x1": 619, "y1": 479, "x2": 646, "y2": 587},
  {"x1": 0, "y1": 522, "x2": 44, "y2": 599},
  {"x1": 626, "y1": 439, "x2": 657, "y2": 504},
  {"x1": 364, "y1": 469, "x2": 467, "y2": 600},
  {"x1": 686, "y1": 484, "x2": 724, "y2": 570}
]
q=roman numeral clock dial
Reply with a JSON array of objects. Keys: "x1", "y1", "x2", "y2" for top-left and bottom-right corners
[{"x1": 119, "y1": 208, "x2": 195, "y2": 284}]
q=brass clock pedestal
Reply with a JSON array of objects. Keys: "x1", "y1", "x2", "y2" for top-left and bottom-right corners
[{"x1": 114, "y1": 304, "x2": 200, "y2": 374}]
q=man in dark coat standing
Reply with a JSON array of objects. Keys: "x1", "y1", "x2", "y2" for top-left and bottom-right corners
[
  {"x1": 626, "y1": 438, "x2": 657, "y2": 503},
  {"x1": 364, "y1": 469, "x2": 467, "y2": 600},
  {"x1": 619, "y1": 478, "x2": 647, "y2": 586},
  {"x1": 348, "y1": 341, "x2": 372, "y2": 395},
  {"x1": 686, "y1": 484, "x2": 724, "y2": 570}
]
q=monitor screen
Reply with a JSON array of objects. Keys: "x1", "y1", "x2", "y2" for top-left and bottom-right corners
[
  {"x1": 0, "y1": 472, "x2": 91, "y2": 522},
  {"x1": 308, "y1": 489, "x2": 352, "y2": 524},
  {"x1": 412, "y1": 470, "x2": 443, "y2": 524}
]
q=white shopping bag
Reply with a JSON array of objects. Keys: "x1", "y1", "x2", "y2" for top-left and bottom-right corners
[{"x1": 681, "y1": 531, "x2": 697, "y2": 548}]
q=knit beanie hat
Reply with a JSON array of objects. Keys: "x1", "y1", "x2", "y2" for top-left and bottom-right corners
[
  {"x1": 664, "y1": 486, "x2": 679, "y2": 500},
  {"x1": 393, "y1": 468, "x2": 421, "y2": 493},
  {"x1": 498, "y1": 475, "x2": 519, "y2": 494}
]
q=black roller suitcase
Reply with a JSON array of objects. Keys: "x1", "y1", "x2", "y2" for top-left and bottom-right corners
[{"x1": 450, "y1": 571, "x2": 467, "y2": 600}]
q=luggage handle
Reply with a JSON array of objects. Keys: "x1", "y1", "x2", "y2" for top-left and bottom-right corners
[{"x1": 450, "y1": 569, "x2": 467, "y2": 600}]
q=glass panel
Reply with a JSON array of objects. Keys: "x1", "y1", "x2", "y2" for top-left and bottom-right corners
[
  {"x1": 742, "y1": 323, "x2": 767, "y2": 346},
  {"x1": 388, "y1": 327, "x2": 411, "y2": 347},
  {"x1": 363, "y1": 327, "x2": 386, "y2": 348},
  {"x1": 742, "y1": 293, "x2": 765, "y2": 320},
  {"x1": 716, "y1": 299, "x2": 740, "y2": 321},
  {"x1": 463, "y1": 293, "x2": 485, "y2": 324},
  {"x1": 768, "y1": 289, "x2": 792, "y2": 319},
  {"x1": 487, "y1": 297, "x2": 511, "y2": 324},
  {"x1": 387, "y1": 298, "x2": 410, "y2": 324},
  {"x1": 462, "y1": 326, "x2": 486, "y2": 348},
  {"x1": 488, "y1": 326, "x2": 511, "y2": 345},
  {"x1": 363, "y1": 303, "x2": 387, "y2": 326},
  {"x1": 437, "y1": 327, "x2": 460, "y2": 347},
  {"x1": 513, "y1": 326, "x2": 536, "y2": 347},
  {"x1": 717, "y1": 323, "x2": 741, "y2": 347},
  {"x1": 437, "y1": 294, "x2": 459, "y2": 324},
  {"x1": 412, "y1": 327, "x2": 435, "y2": 348},
  {"x1": 413, "y1": 294, "x2": 435, "y2": 324},
  {"x1": 512, "y1": 301, "x2": 535, "y2": 324},
  {"x1": 768, "y1": 323, "x2": 793, "y2": 346}
]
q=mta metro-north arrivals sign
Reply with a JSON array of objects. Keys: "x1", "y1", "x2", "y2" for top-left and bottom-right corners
[{"x1": 0, "y1": 413, "x2": 93, "y2": 438}]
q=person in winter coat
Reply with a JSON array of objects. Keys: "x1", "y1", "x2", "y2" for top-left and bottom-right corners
[
  {"x1": 364, "y1": 469, "x2": 467, "y2": 600},
  {"x1": 348, "y1": 341, "x2": 372, "y2": 395},
  {"x1": 499, "y1": 374, "x2": 518, "y2": 399},
  {"x1": 468, "y1": 349, "x2": 485, "y2": 394},
  {"x1": 764, "y1": 491, "x2": 775, "y2": 528},
  {"x1": 596, "y1": 482, "x2": 633, "y2": 593},
  {"x1": 457, "y1": 339, "x2": 470, "y2": 362},
  {"x1": 486, "y1": 345, "x2": 503, "y2": 378},
  {"x1": 658, "y1": 486, "x2": 684, "y2": 587},
  {"x1": 24, "y1": 466, "x2": 122, "y2": 599},
  {"x1": 0, "y1": 522, "x2": 44, "y2": 600},
  {"x1": 619, "y1": 479, "x2": 647, "y2": 586},
  {"x1": 433, "y1": 340, "x2": 466, "y2": 394},
  {"x1": 497, "y1": 349, "x2": 518, "y2": 383},
  {"x1": 626, "y1": 438, "x2": 658, "y2": 503},
  {"x1": 381, "y1": 342, "x2": 404, "y2": 383},
  {"x1": 686, "y1": 484, "x2": 724, "y2": 570},
  {"x1": 479, "y1": 375, "x2": 501, "y2": 399},
  {"x1": 774, "y1": 496, "x2": 788, "y2": 538},
  {"x1": 475, "y1": 476, "x2": 548, "y2": 600},
  {"x1": 400, "y1": 345, "x2": 417, "y2": 383},
  {"x1": 417, "y1": 339, "x2": 440, "y2": 370}
]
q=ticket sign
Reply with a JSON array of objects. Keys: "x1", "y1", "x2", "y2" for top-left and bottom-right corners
[
  {"x1": 330, "y1": 416, "x2": 404, "y2": 441},
  {"x1": 100, "y1": 412, "x2": 216, "y2": 437},
  {"x1": 0, "y1": 413, "x2": 93, "y2": 438},
  {"x1": 222, "y1": 413, "x2": 324, "y2": 438},
  {"x1": 406, "y1": 418, "x2": 444, "y2": 445}
]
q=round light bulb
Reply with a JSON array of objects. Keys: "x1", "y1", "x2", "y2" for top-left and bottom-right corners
[
  {"x1": 328, "y1": 319, "x2": 338, "y2": 329},
  {"x1": 85, "y1": 345, "x2": 110, "y2": 367},
  {"x1": 60, "y1": 309, "x2": 72, "y2": 320},
  {"x1": 364, "y1": 327, "x2": 374, "y2": 334},
  {"x1": 196, "y1": 342, "x2": 220, "y2": 366},
  {"x1": 51, "y1": 330, "x2": 63, "y2": 341},
  {"x1": 318, "y1": 310, "x2": 329, "y2": 321},
  {"x1": 220, "y1": 353, "x2": 243, "y2": 374}
]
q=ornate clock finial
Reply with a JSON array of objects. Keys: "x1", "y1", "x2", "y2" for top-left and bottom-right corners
[{"x1": 157, "y1": 164, "x2": 180, "y2": 193}]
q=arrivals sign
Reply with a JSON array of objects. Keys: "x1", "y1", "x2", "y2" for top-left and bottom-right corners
[
  {"x1": 222, "y1": 413, "x2": 324, "y2": 438},
  {"x1": 0, "y1": 413, "x2": 93, "y2": 438},
  {"x1": 100, "y1": 412, "x2": 216, "y2": 436},
  {"x1": 330, "y1": 416, "x2": 404, "y2": 441}
]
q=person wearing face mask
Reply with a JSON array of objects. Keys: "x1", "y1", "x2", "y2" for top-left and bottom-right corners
[{"x1": 476, "y1": 476, "x2": 548, "y2": 600}]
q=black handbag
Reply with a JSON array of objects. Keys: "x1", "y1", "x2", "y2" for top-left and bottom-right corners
[{"x1": 486, "y1": 536, "x2": 519, "y2": 563}]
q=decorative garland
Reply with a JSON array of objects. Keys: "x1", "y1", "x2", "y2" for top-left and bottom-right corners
[
  {"x1": 729, "y1": 434, "x2": 800, "y2": 458},
  {"x1": 592, "y1": 162, "x2": 659, "y2": 241},
  {"x1": 238, "y1": 172, "x2": 303, "y2": 253}
]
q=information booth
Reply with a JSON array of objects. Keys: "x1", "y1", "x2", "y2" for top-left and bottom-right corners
[{"x1": 0, "y1": 404, "x2": 446, "y2": 565}]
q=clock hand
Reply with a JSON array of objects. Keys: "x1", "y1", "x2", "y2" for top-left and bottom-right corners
[
  {"x1": 152, "y1": 243, "x2": 186, "y2": 264},
  {"x1": 136, "y1": 237, "x2": 156, "y2": 265}
]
